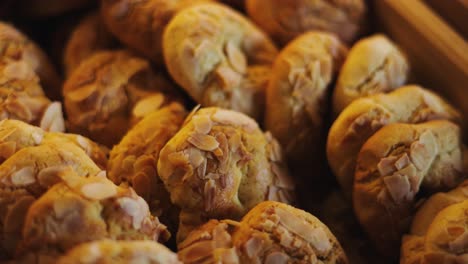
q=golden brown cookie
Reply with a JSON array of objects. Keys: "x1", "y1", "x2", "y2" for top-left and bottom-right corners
[
  {"x1": 233, "y1": 201, "x2": 348, "y2": 263},
  {"x1": 265, "y1": 31, "x2": 347, "y2": 165},
  {"x1": 353, "y1": 120, "x2": 465, "y2": 257},
  {"x1": 64, "y1": 12, "x2": 117, "y2": 76},
  {"x1": 63, "y1": 50, "x2": 178, "y2": 147},
  {"x1": 0, "y1": 59, "x2": 65, "y2": 132},
  {"x1": 0, "y1": 22, "x2": 61, "y2": 100},
  {"x1": 178, "y1": 201, "x2": 349, "y2": 263},
  {"x1": 0, "y1": 119, "x2": 107, "y2": 168},
  {"x1": 401, "y1": 181, "x2": 468, "y2": 264},
  {"x1": 332, "y1": 34, "x2": 409, "y2": 115},
  {"x1": 108, "y1": 103, "x2": 186, "y2": 233},
  {"x1": 163, "y1": 3, "x2": 278, "y2": 121},
  {"x1": 101, "y1": 0, "x2": 211, "y2": 65},
  {"x1": 327, "y1": 85, "x2": 462, "y2": 197},
  {"x1": 0, "y1": 144, "x2": 101, "y2": 257},
  {"x1": 57, "y1": 240, "x2": 181, "y2": 264},
  {"x1": 18, "y1": 171, "x2": 170, "y2": 259},
  {"x1": 157, "y1": 107, "x2": 295, "y2": 241},
  {"x1": 246, "y1": 0, "x2": 367, "y2": 45}
]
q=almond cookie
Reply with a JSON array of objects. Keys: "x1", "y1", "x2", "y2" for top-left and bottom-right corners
[
  {"x1": 353, "y1": 121, "x2": 465, "y2": 257},
  {"x1": 178, "y1": 201, "x2": 349, "y2": 263},
  {"x1": 265, "y1": 31, "x2": 347, "y2": 165},
  {"x1": 332, "y1": 34, "x2": 409, "y2": 115},
  {"x1": 246, "y1": 0, "x2": 367, "y2": 45},
  {"x1": 57, "y1": 240, "x2": 181, "y2": 264},
  {"x1": 108, "y1": 103, "x2": 186, "y2": 234},
  {"x1": 63, "y1": 50, "x2": 178, "y2": 147},
  {"x1": 18, "y1": 171, "x2": 170, "y2": 259},
  {"x1": 157, "y1": 107, "x2": 295, "y2": 241},
  {"x1": 0, "y1": 144, "x2": 101, "y2": 257},
  {"x1": 0, "y1": 119, "x2": 107, "y2": 168},
  {"x1": 163, "y1": 3, "x2": 278, "y2": 121},
  {"x1": 233, "y1": 201, "x2": 348, "y2": 263},
  {"x1": 64, "y1": 12, "x2": 117, "y2": 76},
  {"x1": 401, "y1": 181, "x2": 468, "y2": 264},
  {"x1": 0, "y1": 59, "x2": 65, "y2": 132},
  {"x1": 0, "y1": 22, "x2": 61, "y2": 100},
  {"x1": 327, "y1": 85, "x2": 462, "y2": 197},
  {"x1": 101, "y1": 0, "x2": 211, "y2": 65}
]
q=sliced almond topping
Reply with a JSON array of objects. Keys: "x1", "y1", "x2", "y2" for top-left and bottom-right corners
[
  {"x1": 204, "y1": 179, "x2": 216, "y2": 211},
  {"x1": 228, "y1": 133, "x2": 241, "y2": 152},
  {"x1": 410, "y1": 131, "x2": 438, "y2": 171},
  {"x1": 215, "y1": 65, "x2": 242, "y2": 91},
  {"x1": 81, "y1": 181, "x2": 117, "y2": 200},
  {"x1": 197, "y1": 158, "x2": 207, "y2": 179},
  {"x1": 275, "y1": 207, "x2": 332, "y2": 254},
  {"x1": 383, "y1": 174, "x2": 411, "y2": 203},
  {"x1": 11, "y1": 166, "x2": 35, "y2": 185},
  {"x1": 187, "y1": 148, "x2": 205, "y2": 168},
  {"x1": 167, "y1": 151, "x2": 189, "y2": 166},
  {"x1": 118, "y1": 196, "x2": 148, "y2": 229},
  {"x1": 183, "y1": 105, "x2": 201, "y2": 126},
  {"x1": 212, "y1": 109, "x2": 258, "y2": 132},
  {"x1": 3, "y1": 61, "x2": 36, "y2": 81},
  {"x1": 188, "y1": 132, "x2": 219, "y2": 152},
  {"x1": 96, "y1": 170, "x2": 107, "y2": 178},
  {"x1": 225, "y1": 42, "x2": 247, "y2": 74},
  {"x1": 193, "y1": 114, "x2": 213, "y2": 134},
  {"x1": 76, "y1": 135, "x2": 90, "y2": 151},
  {"x1": 37, "y1": 166, "x2": 67, "y2": 188},
  {"x1": 395, "y1": 153, "x2": 411, "y2": 170},
  {"x1": 32, "y1": 132, "x2": 43, "y2": 145},
  {"x1": 377, "y1": 156, "x2": 398, "y2": 176},
  {"x1": 39, "y1": 102, "x2": 65, "y2": 132},
  {"x1": 132, "y1": 93, "x2": 165, "y2": 118},
  {"x1": 244, "y1": 235, "x2": 264, "y2": 258},
  {"x1": 265, "y1": 251, "x2": 289, "y2": 264}
]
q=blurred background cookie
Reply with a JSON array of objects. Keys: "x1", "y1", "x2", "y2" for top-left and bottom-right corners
[
  {"x1": 163, "y1": 3, "x2": 278, "y2": 121},
  {"x1": 63, "y1": 12, "x2": 118, "y2": 76},
  {"x1": 401, "y1": 180, "x2": 468, "y2": 264},
  {"x1": 63, "y1": 50, "x2": 179, "y2": 147},
  {"x1": 57, "y1": 240, "x2": 181, "y2": 264},
  {"x1": 246, "y1": 0, "x2": 367, "y2": 45},
  {"x1": 332, "y1": 34, "x2": 409, "y2": 115},
  {"x1": 354, "y1": 120, "x2": 465, "y2": 257},
  {"x1": 327, "y1": 85, "x2": 462, "y2": 198},
  {"x1": 100, "y1": 0, "x2": 211, "y2": 66}
]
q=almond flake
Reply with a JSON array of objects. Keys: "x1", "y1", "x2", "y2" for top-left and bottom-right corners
[
  {"x1": 225, "y1": 42, "x2": 247, "y2": 74},
  {"x1": 11, "y1": 166, "x2": 35, "y2": 185},
  {"x1": 39, "y1": 102, "x2": 65, "y2": 132},
  {"x1": 132, "y1": 93, "x2": 165, "y2": 118},
  {"x1": 118, "y1": 196, "x2": 148, "y2": 229},
  {"x1": 377, "y1": 156, "x2": 398, "y2": 176},
  {"x1": 265, "y1": 251, "x2": 289, "y2": 264},
  {"x1": 81, "y1": 181, "x2": 117, "y2": 200},
  {"x1": 244, "y1": 235, "x2": 263, "y2": 258},
  {"x1": 395, "y1": 153, "x2": 411, "y2": 170},
  {"x1": 383, "y1": 173, "x2": 411, "y2": 203},
  {"x1": 214, "y1": 65, "x2": 241, "y2": 90},
  {"x1": 31, "y1": 132, "x2": 43, "y2": 144},
  {"x1": 37, "y1": 166, "x2": 67, "y2": 188},
  {"x1": 204, "y1": 179, "x2": 216, "y2": 211},
  {"x1": 192, "y1": 114, "x2": 213, "y2": 134},
  {"x1": 211, "y1": 109, "x2": 258, "y2": 132},
  {"x1": 188, "y1": 132, "x2": 219, "y2": 151}
]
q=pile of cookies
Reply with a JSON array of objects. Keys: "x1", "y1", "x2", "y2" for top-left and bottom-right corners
[{"x1": 0, "y1": 0, "x2": 466, "y2": 263}]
